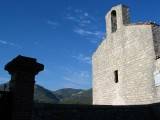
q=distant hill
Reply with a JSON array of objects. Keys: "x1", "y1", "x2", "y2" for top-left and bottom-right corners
[
  {"x1": 34, "y1": 85, "x2": 59, "y2": 104},
  {"x1": 0, "y1": 83, "x2": 92, "y2": 104},
  {"x1": 60, "y1": 88, "x2": 92, "y2": 104},
  {"x1": 53, "y1": 88, "x2": 83, "y2": 100}
]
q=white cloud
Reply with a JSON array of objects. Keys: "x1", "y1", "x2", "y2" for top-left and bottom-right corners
[
  {"x1": 65, "y1": 8, "x2": 105, "y2": 44},
  {"x1": 47, "y1": 20, "x2": 59, "y2": 29},
  {"x1": 73, "y1": 28, "x2": 105, "y2": 43},
  {"x1": 63, "y1": 70, "x2": 91, "y2": 88},
  {"x1": 84, "y1": 12, "x2": 89, "y2": 17},
  {"x1": 0, "y1": 40, "x2": 21, "y2": 49},
  {"x1": 47, "y1": 20, "x2": 58, "y2": 26},
  {"x1": 65, "y1": 9, "x2": 92, "y2": 26},
  {"x1": 74, "y1": 9, "x2": 83, "y2": 13},
  {"x1": 72, "y1": 54, "x2": 91, "y2": 64},
  {"x1": 74, "y1": 28, "x2": 103, "y2": 36},
  {"x1": 0, "y1": 40, "x2": 7, "y2": 44},
  {"x1": 65, "y1": 15, "x2": 79, "y2": 22}
]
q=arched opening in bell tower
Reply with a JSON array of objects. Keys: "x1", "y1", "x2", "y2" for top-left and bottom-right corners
[{"x1": 111, "y1": 10, "x2": 117, "y2": 33}]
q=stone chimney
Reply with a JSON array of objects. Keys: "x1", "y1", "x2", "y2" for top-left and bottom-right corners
[{"x1": 5, "y1": 55, "x2": 44, "y2": 120}]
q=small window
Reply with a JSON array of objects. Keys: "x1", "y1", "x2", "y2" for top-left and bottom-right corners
[
  {"x1": 111, "y1": 10, "x2": 117, "y2": 33},
  {"x1": 114, "y1": 70, "x2": 118, "y2": 83}
]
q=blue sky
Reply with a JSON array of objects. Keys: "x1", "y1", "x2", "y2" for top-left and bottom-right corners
[{"x1": 0, "y1": 0, "x2": 160, "y2": 90}]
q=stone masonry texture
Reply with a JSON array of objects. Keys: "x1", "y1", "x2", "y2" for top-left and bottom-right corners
[{"x1": 92, "y1": 4, "x2": 160, "y2": 105}]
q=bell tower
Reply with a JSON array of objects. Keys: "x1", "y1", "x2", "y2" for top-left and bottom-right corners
[{"x1": 105, "y1": 4, "x2": 130, "y2": 34}]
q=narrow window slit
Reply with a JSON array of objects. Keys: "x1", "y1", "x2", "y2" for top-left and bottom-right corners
[{"x1": 114, "y1": 70, "x2": 118, "y2": 83}]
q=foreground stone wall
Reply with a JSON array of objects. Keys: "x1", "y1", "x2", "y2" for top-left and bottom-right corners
[{"x1": 33, "y1": 103, "x2": 160, "y2": 120}]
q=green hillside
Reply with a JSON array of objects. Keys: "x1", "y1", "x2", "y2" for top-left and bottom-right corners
[
  {"x1": 53, "y1": 88, "x2": 83, "y2": 100},
  {"x1": 60, "y1": 89, "x2": 92, "y2": 104},
  {"x1": 34, "y1": 85, "x2": 59, "y2": 104},
  {"x1": 0, "y1": 83, "x2": 92, "y2": 104}
]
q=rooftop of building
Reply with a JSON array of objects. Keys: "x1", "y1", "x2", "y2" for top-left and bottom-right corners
[{"x1": 129, "y1": 22, "x2": 160, "y2": 26}]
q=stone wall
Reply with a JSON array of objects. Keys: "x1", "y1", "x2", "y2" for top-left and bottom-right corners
[
  {"x1": 152, "y1": 25, "x2": 160, "y2": 103},
  {"x1": 152, "y1": 24, "x2": 160, "y2": 57},
  {"x1": 155, "y1": 86, "x2": 160, "y2": 102},
  {"x1": 154, "y1": 58, "x2": 160, "y2": 102},
  {"x1": 33, "y1": 103, "x2": 160, "y2": 120},
  {"x1": 92, "y1": 4, "x2": 158, "y2": 105}
]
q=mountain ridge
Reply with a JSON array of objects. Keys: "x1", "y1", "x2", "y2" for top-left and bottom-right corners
[{"x1": 0, "y1": 83, "x2": 92, "y2": 104}]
